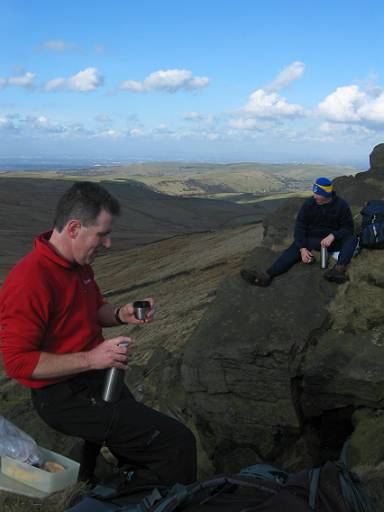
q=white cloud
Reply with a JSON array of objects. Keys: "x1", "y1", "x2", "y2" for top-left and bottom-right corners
[
  {"x1": 119, "y1": 68, "x2": 210, "y2": 93},
  {"x1": 265, "y1": 61, "x2": 304, "y2": 92},
  {"x1": 230, "y1": 62, "x2": 306, "y2": 126},
  {"x1": 242, "y1": 89, "x2": 305, "y2": 119},
  {"x1": 0, "y1": 71, "x2": 36, "y2": 89},
  {"x1": 319, "y1": 121, "x2": 373, "y2": 135},
  {"x1": 0, "y1": 113, "x2": 101, "y2": 139},
  {"x1": 205, "y1": 132, "x2": 219, "y2": 141},
  {"x1": 318, "y1": 85, "x2": 365, "y2": 122},
  {"x1": 229, "y1": 118, "x2": 271, "y2": 131},
  {"x1": 0, "y1": 115, "x2": 15, "y2": 129},
  {"x1": 44, "y1": 67, "x2": 103, "y2": 92},
  {"x1": 184, "y1": 111, "x2": 204, "y2": 121},
  {"x1": 8, "y1": 71, "x2": 36, "y2": 88},
  {"x1": 94, "y1": 44, "x2": 104, "y2": 54},
  {"x1": 96, "y1": 129, "x2": 124, "y2": 139},
  {"x1": 121, "y1": 80, "x2": 143, "y2": 92},
  {"x1": 40, "y1": 39, "x2": 77, "y2": 52},
  {"x1": 357, "y1": 94, "x2": 384, "y2": 125},
  {"x1": 30, "y1": 115, "x2": 66, "y2": 133},
  {"x1": 318, "y1": 84, "x2": 384, "y2": 128},
  {"x1": 95, "y1": 114, "x2": 112, "y2": 124},
  {"x1": 183, "y1": 112, "x2": 216, "y2": 127},
  {"x1": 129, "y1": 128, "x2": 145, "y2": 137}
]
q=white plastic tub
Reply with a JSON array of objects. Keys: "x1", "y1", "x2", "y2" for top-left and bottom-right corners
[{"x1": 1, "y1": 447, "x2": 80, "y2": 494}]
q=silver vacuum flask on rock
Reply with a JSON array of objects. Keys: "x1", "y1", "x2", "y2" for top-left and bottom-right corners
[
  {"x1": 321, "y1": 246, "x2": 328, "y2": 269},
  {"x1": 102, "y1": 342, "x2": 129, "y2": 403}
]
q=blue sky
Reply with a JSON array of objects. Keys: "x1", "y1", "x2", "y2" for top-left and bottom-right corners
[{"x1": 1, "y1": 0, "x2": 384, "y2": 167}]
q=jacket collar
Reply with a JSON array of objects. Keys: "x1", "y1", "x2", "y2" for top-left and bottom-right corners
[{"x1": 35, "y1": 231, "x2": 78, "y2": 269}]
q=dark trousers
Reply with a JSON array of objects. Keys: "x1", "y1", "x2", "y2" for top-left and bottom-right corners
[
  {"x1": 267, "y1": 233, "x2": 358, "y2": 278},
  {"x1": 31, "y1": 370, "x2": 196, "y2": 486}
]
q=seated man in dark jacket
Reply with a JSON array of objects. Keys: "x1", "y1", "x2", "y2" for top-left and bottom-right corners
[{"x1": 241, "y1": 177, "x2": 358, "y2": 286}]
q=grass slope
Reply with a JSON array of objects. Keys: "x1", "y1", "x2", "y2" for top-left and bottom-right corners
[
  {"x1": 0, "y1": 176, "x2": 264, "y2": 283},
  {"x1": 0, "y1": 161, "x2": 359, "y2": 202}
]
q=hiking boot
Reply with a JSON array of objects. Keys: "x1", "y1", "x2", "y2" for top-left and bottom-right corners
[
  {"x1": 323, "y1": 264, "x2": 349, "y2": 284},
  {"x1": 240, "y1": 269, "x2": 272, "y2": 287}
]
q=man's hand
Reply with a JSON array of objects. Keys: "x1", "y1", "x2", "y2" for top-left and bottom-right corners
[
  {"x1": 321, "y1": 234, "x2": 335, "y2": 248},
  {"x1": 119, "y1": 297, "x2": 155, "y2": 324},
  {"x1": 300, "y1": 248, "x2": 313, "y2": 263},
  {"x1": 87, "y1": 336, "x2": 132, "y2": 370}
]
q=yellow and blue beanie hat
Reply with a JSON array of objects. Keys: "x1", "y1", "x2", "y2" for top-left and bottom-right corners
[{"x1": 312, "y1": 177, "x2": 333, "y2": 198}]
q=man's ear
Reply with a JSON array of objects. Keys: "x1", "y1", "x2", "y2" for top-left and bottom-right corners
[{"x1": 66, "y1": 219, "x2": 82, "y2": 239}]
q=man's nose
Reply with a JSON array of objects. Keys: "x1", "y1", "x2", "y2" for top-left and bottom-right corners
[{"x1": 102, "y1": 236, "x2": 112, "y2": 248}]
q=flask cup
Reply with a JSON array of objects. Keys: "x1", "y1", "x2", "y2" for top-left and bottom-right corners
[
  {"x1": 133, "y1": 300, "x2": 151, "y2": 320},
  {"x1": 102, "y1": 342, "x2": 129, "y2": 403},
  {"x1": 321, "y1": 246, "x2": 328, "y2": 269}
]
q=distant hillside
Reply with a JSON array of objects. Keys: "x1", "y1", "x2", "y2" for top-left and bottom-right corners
[
  {"x1": 0, "y1": 176, "x2": 264, "y2": 283},
  {"x1": 0, "y1": 161, "x2": 360, "y2": 202},
  {"x1": 67, "y1": 162, "x2": 360, "y2": 201}
]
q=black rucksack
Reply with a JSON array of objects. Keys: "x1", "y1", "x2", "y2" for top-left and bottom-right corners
[
  {"x1": 360, "y1": 200, "x2": 384, "y2": 248},
  {"x1": 67, "y1": 458, "x2": 375, "y2": 512}
]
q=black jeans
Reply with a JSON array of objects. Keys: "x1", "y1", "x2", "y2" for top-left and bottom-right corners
[
  {"x1": 267, "y1": 233, "x2": 358, "y2": 278},
  {"x1": 31, "y1": 370, "x2": 196, "y2": 486}
]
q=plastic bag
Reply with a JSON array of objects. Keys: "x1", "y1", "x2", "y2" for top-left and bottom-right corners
[{"x1": 0, "y1": 415, "x2": 44, "y2": 466}]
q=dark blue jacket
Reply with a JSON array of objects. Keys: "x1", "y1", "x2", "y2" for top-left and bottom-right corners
[{"x1": 294, "y1": 194, "x2": 354, "y2": 248}]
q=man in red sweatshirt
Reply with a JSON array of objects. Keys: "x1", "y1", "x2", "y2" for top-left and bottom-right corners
[{"x1": 0, "y1": 181, "x2": 196, "y2": 486}]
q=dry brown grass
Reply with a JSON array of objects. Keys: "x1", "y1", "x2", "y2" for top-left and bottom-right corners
[{"x1": 0, "y1": 481, "x2": 88, "y2": 512}]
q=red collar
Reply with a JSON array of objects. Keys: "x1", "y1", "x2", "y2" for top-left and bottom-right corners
[{"x1": 35, "y1": 231, "x2": 78, "y2": 269}]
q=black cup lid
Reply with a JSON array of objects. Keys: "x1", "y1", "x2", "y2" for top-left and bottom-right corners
[{"x1": 133, "y1": 300, "x2": 151, "y2": 308}]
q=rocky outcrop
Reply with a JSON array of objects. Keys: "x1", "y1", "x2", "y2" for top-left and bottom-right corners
[
  {"x1": 332, "y1": 143, "x2": 384, "y2": 207},
  {"x1": 2, "y1": 150, "x2": 384, "y2": 508},
  {"x1": 182, "y1": 145, "x2": 384, "y2": 483},
  {"x1": 182, "y1": 248, "x2": 335, "y2": 469},
  {"x1": 369, "y1": 143, "x2": 384, "y2": 174}
]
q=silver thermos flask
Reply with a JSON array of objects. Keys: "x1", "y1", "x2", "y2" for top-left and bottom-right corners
[
  {"x1": 321, "y1": 246, "x2": 328, "y2": 269},
  {"x1": 102, "y1": 342, "x2": 129, "y2": 402}
]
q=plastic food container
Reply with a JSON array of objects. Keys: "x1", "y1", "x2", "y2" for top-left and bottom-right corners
[{"x1": 1, "y1": 447, "x2": 80, "y2": 493}]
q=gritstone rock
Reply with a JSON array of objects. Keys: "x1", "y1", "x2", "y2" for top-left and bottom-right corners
[
  {"x1": 369, "y1": 143, "x2": 384, "y2": 174},
  {"x1": 182, "y1": 145, "x2": 384, "y2": 482}
]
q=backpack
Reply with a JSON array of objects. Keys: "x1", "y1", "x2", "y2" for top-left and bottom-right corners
[
  {"x1": 360, "y1": 200, "x2": 384, "y2": 248},
  {"x1": 67, "y1": 455, "x2": 375, "y2": 512}
]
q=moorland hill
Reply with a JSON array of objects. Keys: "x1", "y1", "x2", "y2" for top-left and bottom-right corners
[
  {"x1": 0, "y1": 161, "x2": 357, "y2": 203},
  {"x1": 0, "y1": 152, "x2": 380, "y2": 510},
  {"x1": 0, "y1": 177, "x2": 264, "y2": 284}
]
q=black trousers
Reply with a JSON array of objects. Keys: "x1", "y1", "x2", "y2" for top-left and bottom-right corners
[
  {"x1": 31, "y1": 370, "x2": 196, "y2": 486},
  {"x1": 267, "y1": 233, "x2": 358, "y2": 278}
]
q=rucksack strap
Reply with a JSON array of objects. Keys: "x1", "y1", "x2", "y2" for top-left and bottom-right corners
[
  {"x1": 150, "y1": 483, "x2": 189, "y2": 512},
  {"x1": 338, "y1": 439, "x2": 375, "y2": 512},
  {"x1": 90, "y1": 470, "x2": 136, "y2": 500},
  {"x1": 149, "y1": 473, "x2": 282, "y2": 512},
  {"x1": 240, "y1": 463, "x2": 288, "y2": 485},
  {"x1": 66, "y1": 496, "x2": 123, "y2": 511},
  {"x1": 339, "y1": 439, "x2": 350, "y2": 467},
  {"x1": 308, "y1": 467, "x2": 321, "y2": 510},
  {"x1": 339, "y1": 469, "x2": 375, "y2": 512}
]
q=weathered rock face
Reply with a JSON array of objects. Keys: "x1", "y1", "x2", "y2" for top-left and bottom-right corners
[
  {"x1": 369, "y1": 143, "x2": 384, "y2": 173},
  {"x1": 182, "y1": 147, "x2": 384, "y2": 479},
  {"x1": 182, "y1": 247, "x2": 336, "y2": 468},
  {"x1": 261, "y1": 197, "x2": 303, "y2": 250},
  {"x1": 301, "y1": 251, "x2": 384, "y2": 417}
]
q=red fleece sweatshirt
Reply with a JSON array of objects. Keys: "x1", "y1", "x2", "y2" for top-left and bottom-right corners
[{"x1": 0, "y1": 231, "x2": 105, "y2": 388}]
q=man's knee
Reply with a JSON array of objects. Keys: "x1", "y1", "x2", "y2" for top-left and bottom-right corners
[
  {"x1": 340, "y1": 232, "x2": 357, "y2": 243},
  {"x1": 176, "y1": 423, "x2": 196, "y2": 452},
  {"x1": 338, "y1": 232, "x2": 358, "y2": 251},
  {"x1": 162, "y1": 417, "x2": 196, "y2": 453},
  {"x1": 171, "y1": 423, "x2": 197, "y2": 483}
]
